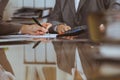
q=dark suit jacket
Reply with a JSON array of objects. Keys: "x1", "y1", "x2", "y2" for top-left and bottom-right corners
[
  {"x1": 48, "y1": 0, "x2": 120, "y2": 34},
  {"x1": 48, "y1": 0, "x2": 120, "y2": 78},
  {"x1": 0, "y1": 0, "x2": 22, "y2": 35}
]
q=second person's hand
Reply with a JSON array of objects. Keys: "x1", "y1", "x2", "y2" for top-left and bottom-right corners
[{"x1": 56, "y1": 24, "x2": 71, "y2": 34}]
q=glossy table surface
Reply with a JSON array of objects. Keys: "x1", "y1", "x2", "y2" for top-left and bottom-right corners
[{"x1": 0, "y1": 35, "x2": 120, "y2": 80}]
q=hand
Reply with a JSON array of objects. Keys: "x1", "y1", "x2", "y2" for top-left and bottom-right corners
[
  {"x1": 36, "y1": 23, "x2": 52, "y2": 34},
  {"x1": 42, "y1": 23, "x2": 52, "y2": 30},
  {"x1": 99, "y1": 24, "x2": 105, "y2": 33},
  {"x1": 56, "y1": 24, "x2": 71, "y2": 34},
  {"x1": 20, "y1": 23, "x2": 52, "y2": 35}
]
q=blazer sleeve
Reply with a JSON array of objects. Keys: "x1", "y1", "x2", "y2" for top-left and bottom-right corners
[
  {"x1": 0, "y1": 0, "x2": 22, "y2": 35},
  {"x1": 48, "y1": 0, "x2": 65, "y2": 33},
  {"x1": 0, "y1": 21, "x2": 22, "y2": 35}
]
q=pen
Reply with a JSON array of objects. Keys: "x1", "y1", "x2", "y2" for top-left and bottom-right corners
[
  {"x1": 33, "y1": 41, "x2": 41, "y2": 48},
  {"x1": 32, "y1": 17, "x2": 44, "y2": 27},
  {"x1": 32, "y1": 17, "x2": 43, "y2": 48}
]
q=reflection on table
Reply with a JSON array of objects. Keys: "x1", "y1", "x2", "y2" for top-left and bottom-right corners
[{"x1": 0, "y1": 35, "x2": 120, "y2": 80}]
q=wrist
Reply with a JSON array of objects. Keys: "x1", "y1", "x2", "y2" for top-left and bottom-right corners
[
  {"x1": 20, "y1": 25, "x2": 28, "y2": 34},
  {"x1": 18, "y1": 25, "x2": 25, "y2": 34},
  {"x1": 18, "y1": 30, "x2": 22, "y2": 34}
]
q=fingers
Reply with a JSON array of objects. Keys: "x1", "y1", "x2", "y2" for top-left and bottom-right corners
[
  {"x1": 36, "y1": 30, "x2": 46, "y2": 35},
  {"x1": 99, "y1": 24, "x2": 105, "y2": 33},
  {"x1": 64, "y1": 26, "x2": 71, "y2": 31},
  {"x1": 42, "y1": 23, "x2": 52, "y2": 29},
  {"x1": 57, "y1": 24, "x2": 71, "y2": 34},
  {"x1": 34, "y1": 23, "x2": 52, "y2": 32},
  {"x1": 27, "y1": 24, "x2": 47, "y2": 33},
  {"x1": 41, "y1": 23, "x2": 47, "y2": 27},
  {"x1": 20, "y1": 24, "x2": 49, "y2": 35}
]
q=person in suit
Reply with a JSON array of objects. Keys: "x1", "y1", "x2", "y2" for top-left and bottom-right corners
[
  {"x1": 0, "y1": 0, "x2": 51, "y2": 75},
  {"x1": 0, "y1": 0, "x2": 51, "y2": 35},
  {"x1": 48, "y1": 0, "x2": 120, "y2": 79}
]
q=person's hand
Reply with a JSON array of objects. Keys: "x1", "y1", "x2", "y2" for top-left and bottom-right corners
[
  {"x1": 56, "y1": 24, "x2": 71, "y2": 34},
  {"x1": 36, "y1": 23, "x2": 52, "y2": 34},
  {"x1": 20, "y1": 23, "x2": 52, "y2": 35},
  {"x1": 99, "y1": 24, "x2": 105, "y2": 33},
  {"x1": 42, "y1": 23, "x2": 52, "y2": 30}
]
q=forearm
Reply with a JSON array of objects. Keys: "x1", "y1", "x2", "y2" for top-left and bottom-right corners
[
  {"x1": 108, "y1": 0, "x2": 120, "y2": 10},
  {"x1": 0, "y1": 21, "x2": 22, "y2": 35},
  {"x1": 48, "y1": 21, "x2": 65, "y2": 33},
  {"x1": 47, "y1": 0, "x2": 64, "y2": 33}
]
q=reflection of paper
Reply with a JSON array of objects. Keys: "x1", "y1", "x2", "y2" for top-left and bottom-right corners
[
  {"x1": 0, "y1": 38, "x2": 30, "y2": 42},
  {"x1": 0, "y1": 34, "x2": 57, "y2": 39}
]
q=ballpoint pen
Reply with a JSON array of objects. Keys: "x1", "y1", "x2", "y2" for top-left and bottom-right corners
[
  {"x1": 33, "y1": 41, "x2": 41, "y2": 48},
  {"x1": 32, "y1": 17, "x2": 43, "y2": 48},
  {"x1": 32, "y1": 17, "x2": 44, "y2": 27}
]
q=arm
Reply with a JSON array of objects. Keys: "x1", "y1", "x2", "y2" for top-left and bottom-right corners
[
  {"x1": 0, "y1": 21, "x2": 23, "y2": 35},
  {"x1": 48, "y1": 0, "x2": 64, "y2": 33},
  {"x1": 103, "y1": 0, "x2": 120, "y2": 10},
  {"x1": 0, "y1": 0, "x2": 51, "y2": 35},
  {"x1": 0, "y1": 0, "x2": 22, "y2": 35},
  {"x1": 0, "y1": 21, "x2": 51, "y2": 35}
]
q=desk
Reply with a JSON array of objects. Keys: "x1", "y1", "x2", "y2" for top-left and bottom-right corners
[
  {"x1": 0, "y1": 37, "x2": 57, "y2": 80},
  {"x1": 0, "y1": 36, "x2": 120, "y2": 80}
]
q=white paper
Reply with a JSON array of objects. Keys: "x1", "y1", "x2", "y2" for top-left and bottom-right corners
[
  {"x1": 0, "y1": 38, "x2": 30, "y2": 42},
  {"x1": 0, "y1": 34, "x2": 57, "y2": 39}
]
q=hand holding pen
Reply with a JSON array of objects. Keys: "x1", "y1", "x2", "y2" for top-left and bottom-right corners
[
  {"x1": 20, "y1": 17, "x2": 50, "y2": 35},
  {"x1": 32, "y1": 17, "x2": 52, "y2": 48},
  {"x1": 32, "y1": 17, "x2": 51, "y2": 34}
]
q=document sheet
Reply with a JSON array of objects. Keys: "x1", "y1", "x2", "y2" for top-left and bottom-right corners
[
  {"x1": 0, "y1": 34, "x2": 57, "y2": 42},
  {"x1": 0, "y1": 34, "x2": 57, "y2": 38}
]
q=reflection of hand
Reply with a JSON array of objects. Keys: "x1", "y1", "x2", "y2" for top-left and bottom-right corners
[
  {"x1": 56, "y1": 24, "x2": 71, "y2": 34},
  {"x1": 32, "y1": 38, "x2": 50, "y2": 43},
  {"x1": 20, "y1": 23, "x2": 52, "y2": 35},
  {"x1": 65, "y1": 36, "x2": 75, "y2": 40}
]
